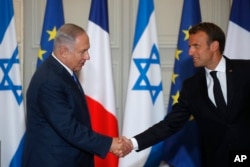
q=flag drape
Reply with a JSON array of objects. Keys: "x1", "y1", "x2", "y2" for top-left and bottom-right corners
[
  {"x1": 0, "y1": 0, "x2": 25, "y2": 166},
  {"x1": 119, "y1": 0, "x2": 165, "y2": 166},
  {"x1": 36, "y1": 0, "x2": 64, "y2": 67},
  {"x1": 162, "y1": 0, "x2": 202, "y2": 166},
  {"x1": 79, "y1": 0, "x2": 119, "y2": 166},
  {"x1": 224, "y1": 0, "x2": 250, "y2": 59}
]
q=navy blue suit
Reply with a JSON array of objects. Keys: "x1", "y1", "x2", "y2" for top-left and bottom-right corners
[
  {"x1": 134, "y1": 57, "x2": 250, "y2": 167},
  {"x1": 22, "y1": 55, "x2": 112, "y2": 167}
]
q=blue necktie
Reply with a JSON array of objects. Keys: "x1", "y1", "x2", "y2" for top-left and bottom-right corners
[
  {"x1": 72, "y1": 73, "x2": 78, "y2": 83},
  {"x1": 210, "y1": 71, "x2": 227, "y2": 112},
  {"x1": 72, "y1": 73, "x2": 83, "y2": 94}
]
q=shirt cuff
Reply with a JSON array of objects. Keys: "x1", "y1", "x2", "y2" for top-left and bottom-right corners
[{"x1": 130, "y1": 137, "x2": 139, "y2": 150}]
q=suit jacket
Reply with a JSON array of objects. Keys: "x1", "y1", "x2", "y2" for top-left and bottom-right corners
[
  {"x1": 134, "y1": 57, "x2": 250, "y2": 167},
  {"x1": 22, "y1": 55, "x2": 112, "y2": 167}
]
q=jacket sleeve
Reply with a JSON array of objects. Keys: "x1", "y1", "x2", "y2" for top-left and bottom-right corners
[
  {"x1": 38, "y1": 76, "x2": 112, "y2": 158},
  {"x1": 134, "y1": 81, "x2": 191, "y2": 151}
]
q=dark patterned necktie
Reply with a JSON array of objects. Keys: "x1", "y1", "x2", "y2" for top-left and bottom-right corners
[{"x1": 210, "y1": 71, "x2": 227, "y2": 112}]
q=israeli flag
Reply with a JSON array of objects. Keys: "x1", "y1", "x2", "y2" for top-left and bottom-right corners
[
  {"x1": 119, "y1": 0, "x2": 165, "y2": 166},
  {"x1": 0, "y1": 0, "x2": 26, "y2": 167}
]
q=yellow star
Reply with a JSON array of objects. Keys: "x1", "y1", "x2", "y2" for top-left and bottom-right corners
[
  {"x1": 171, "y1": 73, "x2": 178, "y2": 84},
  {"x1": 47, "y1": 26, "x2": 57, "y2": 41},
  {"x1": 38, "y1": 48, "x2": 47, "y2": 61},
  {"x1": 175, "y1": 49, "x2": 183, "y2": 60},
  {"x1": 182, "y1": 26, "x2": 192, "y2": 41},
  {"x1": 171, "y1": 91, "x2": 180, "y2": 105}
]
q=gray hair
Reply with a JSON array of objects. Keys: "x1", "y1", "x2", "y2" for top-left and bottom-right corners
[{"x1": 53, "y1": 23, "x2": 86, "y2": 51}]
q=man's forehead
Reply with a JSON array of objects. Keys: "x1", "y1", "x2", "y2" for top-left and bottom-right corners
[{"x1": 189, "y1": 32, "x2": 208, "y2": 42}]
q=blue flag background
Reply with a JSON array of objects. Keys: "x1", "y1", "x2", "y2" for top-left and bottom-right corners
[
  {"x1": 162, "y1": 0, "x2": 202, "y2": 166},
  {"x1": 36, "y1": 0, "x2": 64, "y2": 67}
]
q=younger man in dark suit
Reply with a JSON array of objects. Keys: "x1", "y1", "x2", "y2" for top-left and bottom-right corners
[{"x1": 123, "y1": 22, "x2": 250, "y2": 167}]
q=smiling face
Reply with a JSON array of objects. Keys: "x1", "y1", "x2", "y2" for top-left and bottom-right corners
[
  {"x1": 64, "y1": 33, "x2": 90, "y2": 72},
  {"x1": 188, "y1": 31, "x2": 221, "y2": 70}
]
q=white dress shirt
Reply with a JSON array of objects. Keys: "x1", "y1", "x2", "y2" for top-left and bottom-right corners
[{"x1": 205, "y1": 57, "x2": 227, "y2": 105}]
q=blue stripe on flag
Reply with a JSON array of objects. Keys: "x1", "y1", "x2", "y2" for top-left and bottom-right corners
[
  {"x1": 0, "y1": 0, "x2": 13, "y2": 43},
  {"x1": 230, "y1": 0, "x2": 250, "y2": 32},
  {"x1": 89, "y1": 0, "x2": 109, "y2": 33},
  {"x1": 132, "y1": 0, "x2": 154, "y2": 50},
  {"x1": 10, "y1": 135, "x2": 26, "y2": 167}
]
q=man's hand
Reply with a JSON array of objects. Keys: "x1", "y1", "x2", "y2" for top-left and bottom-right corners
[{"x1": 110, "y1": 136, "x2": 133, "y2": 157}]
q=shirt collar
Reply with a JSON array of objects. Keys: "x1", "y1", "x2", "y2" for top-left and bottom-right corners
[
  {"x1": 52, "y1": 53, "x2": 74, "y2": 76},
  {"x1": 205, "y1": 56, "x2": 226, "y2": 74}
]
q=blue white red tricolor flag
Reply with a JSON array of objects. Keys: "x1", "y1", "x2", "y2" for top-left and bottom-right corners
[
  {"x1": 224, "y1": 0, "x2": 250, "y2": 59},
  {"x1": 79, "y1": 0, "x2": 119, "y2": 166}
]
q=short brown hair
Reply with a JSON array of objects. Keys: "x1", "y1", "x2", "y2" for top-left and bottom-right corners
[{"x1": 189, "y1": 22, "x2": 225, "y2": 54}]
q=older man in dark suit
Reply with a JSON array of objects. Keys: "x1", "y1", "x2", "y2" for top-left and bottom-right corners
[{"x1": 22, "y1": 23, "x2": 131, "y2": 167}]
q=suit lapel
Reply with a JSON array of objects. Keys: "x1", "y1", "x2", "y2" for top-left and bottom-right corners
[
  {"x1": 49, "y1": 55, "x2": 86, "y2": 98},
  {"x1": 225, "y1": 58, "x2": 234, "y2": 110},
  {"x1": 224, "y1": 58, "x2": 235, "y2": 122}
]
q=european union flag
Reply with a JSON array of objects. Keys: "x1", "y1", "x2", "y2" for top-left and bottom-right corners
[
  {"x1": 162, "y1": 0, "x2": 202, "y2": 166},
  {"x1": 36, "y1": 0, "x2": 64, "y2": 67}
]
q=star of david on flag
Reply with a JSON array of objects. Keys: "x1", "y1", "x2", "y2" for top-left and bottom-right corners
[
  {"x1": 0, "y1": 48, "x2": 23, "y2": 105},
  {"x1": 133, "y1": 44, "x2": 162, "y2": 104}
]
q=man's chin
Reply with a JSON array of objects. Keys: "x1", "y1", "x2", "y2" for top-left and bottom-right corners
[{"x1": 193, "y1": 62, "x2": 202, "y2": 68}]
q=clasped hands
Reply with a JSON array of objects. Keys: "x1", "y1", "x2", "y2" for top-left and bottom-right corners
[{"x1": 110, "y1": 136, "x2": 133, "y2": 158}]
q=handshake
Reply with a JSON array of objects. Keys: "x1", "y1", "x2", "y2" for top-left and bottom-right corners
[{"x1": 110, "y1": 136, "x2": 134, "y2": 158}]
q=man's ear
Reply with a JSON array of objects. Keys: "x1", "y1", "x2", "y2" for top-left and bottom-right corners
[
  {"x1": 210, "y1": 41, "x2": 219, "y2": 52},
  {"x1": 60, "y1": 46, "x2": 68, "y2": 58}
]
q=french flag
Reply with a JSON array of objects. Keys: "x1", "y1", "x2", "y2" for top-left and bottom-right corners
[
  {"x1": 224, "y1": 0, "x2": 250, "y2": 59},
  {"x1": 79, "y1": 0, "x2": 119, "y2": 166}
]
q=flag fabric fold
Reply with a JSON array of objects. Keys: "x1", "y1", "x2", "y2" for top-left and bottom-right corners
[
  {"x1": 224, "y1": 0, "x2": 250, "y2": 59},
  {"x1": 79, "y1": 0, "x2": 119, "y2": 166},
  {"x1": 162, "y1": 0, "x2": 202, "y2": 166},
  {"x1": 119, "y1": 0, "x2": 165, "y2": 166},
  {"x1": 36, "y1": 0, "x2": 64, "y2": 67},
  {"x1": 0, "y1": 0, "x2": 26, "y2": 166}
]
